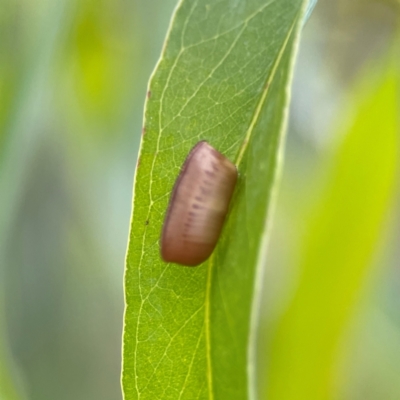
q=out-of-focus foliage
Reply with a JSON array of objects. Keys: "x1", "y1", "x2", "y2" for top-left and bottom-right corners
[
  {"x1": 266, "y1": 61, "x2": 399, "y2": 400},
  {"x1": 261, "y1": 1, "x2": 400, "y2": 399},
  {"x1": 0, "y1": 0, "x2": 399, "y2": 399}
]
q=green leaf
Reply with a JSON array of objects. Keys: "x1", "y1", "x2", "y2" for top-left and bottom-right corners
[
  {"x1": 122, "y1": 1, "x2": 310, "y2": 399},
  {"x1": 267, "y1": 61, "x2": 399, "y2": 399}
]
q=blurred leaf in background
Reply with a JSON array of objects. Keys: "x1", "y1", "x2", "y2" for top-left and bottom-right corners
[
  {"x1": 259, "y1": 0, "x2": 400, "y2": 398},
  {"x1": 266, "y1": 59, "x2": 398, "y2": 400}
]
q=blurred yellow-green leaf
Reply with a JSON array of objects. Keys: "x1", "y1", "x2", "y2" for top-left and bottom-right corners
[{"x1": 267, "y1": 60, "x2": 399, "y2": 400}]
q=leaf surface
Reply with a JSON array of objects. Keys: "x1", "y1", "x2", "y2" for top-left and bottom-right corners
[{"x1": 122, "y1": 1, "x2": 309, "y2": 398}]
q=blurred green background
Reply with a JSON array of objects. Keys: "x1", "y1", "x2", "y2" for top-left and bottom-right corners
[{"x1": 0, "y1": 1, "x2": 399, "y2": 399}]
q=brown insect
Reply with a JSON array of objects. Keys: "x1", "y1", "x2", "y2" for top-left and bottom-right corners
[{"x1": 160, "y1": 141, "x2": 237, "y2": 266}]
